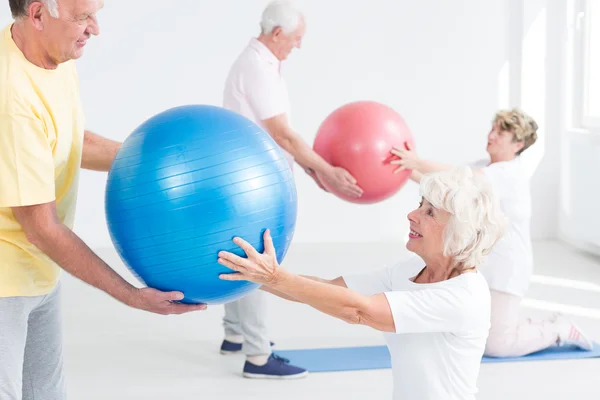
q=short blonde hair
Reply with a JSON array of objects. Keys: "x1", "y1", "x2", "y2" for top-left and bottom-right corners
[
  {"x1": 493, "y1": 108, "x2": 538, "y2": 155},
  {"x1": 420, "y1": 167, "x2": 507, "y2": 269}
]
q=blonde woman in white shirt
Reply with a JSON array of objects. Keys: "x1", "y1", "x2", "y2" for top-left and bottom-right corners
[
  {"x1": 218, "y1": 167, "x2": 505, "y2": 400},
  {"x1": 390, "y1": 108, "x2": 594, "y2": 357}
]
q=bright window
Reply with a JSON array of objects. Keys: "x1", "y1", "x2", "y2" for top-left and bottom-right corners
[{"x1": 582, "y1": 0, "x2": 600, "y2": 128}]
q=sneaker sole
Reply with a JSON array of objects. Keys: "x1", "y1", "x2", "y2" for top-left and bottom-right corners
[{"x1": 243, "y1": 371, "x2": 309, "y2": 380}]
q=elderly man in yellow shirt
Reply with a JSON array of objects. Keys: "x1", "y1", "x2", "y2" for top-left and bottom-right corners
[{"x1": 0, "y1": 1, "x2": 206, "y2": 399}]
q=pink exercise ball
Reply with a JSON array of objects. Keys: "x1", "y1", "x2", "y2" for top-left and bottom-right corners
[{"x1": 313, "y1": 101, "x2": 415, "y2": 204}]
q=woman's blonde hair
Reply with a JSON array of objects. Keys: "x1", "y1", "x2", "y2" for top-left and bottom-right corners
[{"x1": 493, "y1": 108, "x2": 538, "y2": 155}]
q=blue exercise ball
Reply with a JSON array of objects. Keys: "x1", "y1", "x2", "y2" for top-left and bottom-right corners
[{"x1": 105, "y1": 105, "x2": 297, "y2": 304}]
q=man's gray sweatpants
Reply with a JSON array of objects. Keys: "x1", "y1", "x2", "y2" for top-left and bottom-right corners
[
  {"x1": 223, "y1": 290, "x2": 271, "y2": 356},
  {"x1": 0, "y1": 282, "x2": 66, "y2": 400}
]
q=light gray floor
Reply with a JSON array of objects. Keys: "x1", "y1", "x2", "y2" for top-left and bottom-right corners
[{"x1": 60, "y1": 240, "x2": 600, "y2": 399}]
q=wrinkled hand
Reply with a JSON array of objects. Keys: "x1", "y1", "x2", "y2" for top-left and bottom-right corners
[
  {"x1": 390, "y1": 142, "x2": 419, "y2": 173},
  {"x1": 305, "y1": 168, "x2": 328, "y2": 192},
  {"x1": 218, "y1": 230, "x2": 281, "y2": 285},
  {"x1": 322, "y1": 167, "x2": 363, "y2": 198},
  {"x1": 127, "y1": 287, "x2": 207, "y2": 315}
]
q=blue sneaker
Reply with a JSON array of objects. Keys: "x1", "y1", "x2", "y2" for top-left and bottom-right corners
[
  {"x1": 243, "y1": 354, "x2": 308, "y2": 379},
  {"x1": 220, "y1": 340, "x2": 275, "y2": 355},
  {"x1": 220, "y1": 339, "x2": 243, "y2": 355}
]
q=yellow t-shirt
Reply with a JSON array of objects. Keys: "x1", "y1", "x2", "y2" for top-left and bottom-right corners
[{"x1": 0, "y1": 24, "x2": 85, "y2": 297}]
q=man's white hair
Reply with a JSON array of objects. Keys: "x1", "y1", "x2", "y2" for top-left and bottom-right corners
[
  {"x1": 13, "y1": 0, "x2": 59, "y2": 19},
  {"x1": 45, "y1": 0, "x2": 59, "y2": 18},
  {"x1": 419, "y1": 167, "x2": 506, "y2": 269},
  {"x1": 260, "y1": 0, "x2": 303, "y2": 35}
]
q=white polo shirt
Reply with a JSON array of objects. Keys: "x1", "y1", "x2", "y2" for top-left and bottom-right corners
[{"x1": 223, "y1": 38, "x2": 294, "y2": 169}]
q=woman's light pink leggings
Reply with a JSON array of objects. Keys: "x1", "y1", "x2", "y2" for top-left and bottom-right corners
[{"x1": 485, "y1": 290, "x2": 559, "y2": 357}]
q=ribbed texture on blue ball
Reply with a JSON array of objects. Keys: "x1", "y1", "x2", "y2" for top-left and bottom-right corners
[{"x1": 105, "y1": 105, "x2": 297, "y2": 304}]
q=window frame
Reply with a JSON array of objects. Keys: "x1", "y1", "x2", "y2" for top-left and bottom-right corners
[{"x1": 576, "y1": 0, "x2": 600, "y2": 130}]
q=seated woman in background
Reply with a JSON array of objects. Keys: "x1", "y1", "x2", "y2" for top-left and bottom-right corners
[
  {"x1": 218, "y1": 167, "x2": 505, "y2": 400},
  {"x1": 390, "y1": 107, "x2": 593, "y2": 357}
]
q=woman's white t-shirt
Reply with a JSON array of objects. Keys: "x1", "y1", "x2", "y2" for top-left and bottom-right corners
[
  {"x1": 343, "y1": 257, "x2": 491, "y2": 400},
  {"x1": 472, "y1": 157, "x2": 534, "y2": 297}
]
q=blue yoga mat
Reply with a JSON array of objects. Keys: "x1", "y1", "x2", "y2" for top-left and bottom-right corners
[{"x1": 275, "y1": 343, "x2": 600, "y2": 373}]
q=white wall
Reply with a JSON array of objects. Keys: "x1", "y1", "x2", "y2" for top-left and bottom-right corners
[
  {"x1": 2, "y1": 0, "x2": 561, "y2": 248},
  {"x1": 557, "y1": 0, "x2": 600, "y2": 255},
  {"x1": 560, "y1": 132, "x2": 600, "y2": 252},
  {"x1": 516, "y1": 0, "x2": 562, "y2": 240}
]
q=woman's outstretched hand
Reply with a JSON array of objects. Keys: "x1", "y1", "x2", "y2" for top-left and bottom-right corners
[
  {"x1": 390, "y1": 142, "x2": 420, "y2": 173},
  {"x1": 218, "y1": 229, "x2": 281, "y2": 285}
]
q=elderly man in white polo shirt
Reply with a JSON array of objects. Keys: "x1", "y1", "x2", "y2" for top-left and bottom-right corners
[{"x1": 217, "y1": 0, "x2": 362, "y2": 379}]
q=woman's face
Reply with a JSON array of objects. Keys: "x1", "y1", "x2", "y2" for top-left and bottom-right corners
[
  {"x1": 406, "y1": 198, "x2": 451, "y2": 259},
  {"x1": 486, "y1": 122, "x2": 524, "y2": 158}
]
